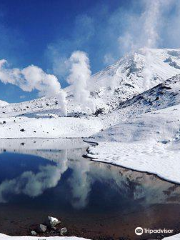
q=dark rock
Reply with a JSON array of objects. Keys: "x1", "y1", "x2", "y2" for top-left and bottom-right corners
[{"x1": 94, "y1": 108, "x2": 104, "y2": 116}]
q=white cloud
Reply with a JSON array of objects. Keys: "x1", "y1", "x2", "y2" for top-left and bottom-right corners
[{"x1": 0, "y1": 60, "x2": 67, "y2": 115}]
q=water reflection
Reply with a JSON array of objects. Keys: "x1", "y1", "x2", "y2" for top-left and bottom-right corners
[{"x1": 0, "y1": 138, "x2": 180, "y2": 213}]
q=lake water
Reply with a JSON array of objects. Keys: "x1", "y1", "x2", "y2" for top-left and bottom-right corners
[{"x1": 0, "y1": 139, "x2": 180, "y2": 239}]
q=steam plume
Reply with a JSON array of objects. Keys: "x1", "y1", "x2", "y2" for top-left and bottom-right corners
[{"x1": 67, "y1": 51, "x2": 95, "y2": 113}]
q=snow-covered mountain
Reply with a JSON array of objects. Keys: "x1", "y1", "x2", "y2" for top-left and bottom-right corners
[
  {"x1": 66, "y1": 48, "x2": 180, "y2": 113},
  {"x1": 88, "y1": 49, "x2": 180, "y2": 110},
  {"x1": 1, "y1": 48, "x2": 180, "y2": 117},
  {"x1": 100, "y1": 74, "x2": 180, "y2": 127},
  {"x1": 88, "y1": 48, "x2": 180, "y2": 110},
  {"x1": 1, "y1": 48, "x2": 180, "y2": 137}
]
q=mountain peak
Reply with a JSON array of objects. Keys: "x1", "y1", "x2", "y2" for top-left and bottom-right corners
[{"x1": 82, "y1": 48, "x2": 180, "y2": 112}]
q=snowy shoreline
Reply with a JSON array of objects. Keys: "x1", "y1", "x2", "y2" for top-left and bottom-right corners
[
  {"x1": 86, "y1": 102, "x2": 180, "y2": 185},
  {"x1": 87, "y1": 139, "x2": 180, "y2": 185},
  {"x1": 0, "y1": 233, "x2": 180, "y2": 240},
  {"x1": 87, "y1": 147, "x2": 180, "y2": 186}
]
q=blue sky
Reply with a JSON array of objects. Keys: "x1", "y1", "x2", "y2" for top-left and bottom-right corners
[{"x1": 0, "y1": 0, "x2": 179, "y2": 103}]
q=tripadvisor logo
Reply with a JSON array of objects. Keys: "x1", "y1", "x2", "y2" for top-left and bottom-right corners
[
  {"x1": 135, "y1": 227, "x2": 143, "y2": 235},
  {"x1": 135, "y1": 227, "x2": 174, "y2": 235}
]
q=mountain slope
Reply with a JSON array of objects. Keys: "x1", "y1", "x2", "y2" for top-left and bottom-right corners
[
  {"x1": 100, "y1": 73, "x2": 180, "y2": 128},
  {"x1": 85, "y1": 48, "x2": 180, "y2": 112},
  {"x1": 87, "y1": 73, "x2": 180, "y2": 184},
  {"x1": 1, "y1": 48, "x2": 180, "y2": 117},
  {"x1": 88, "y1": 102, "x2": 180, "y2": 184},
  {"x1": 1, "y1": 48, "x2": 180, "y2": 139}
]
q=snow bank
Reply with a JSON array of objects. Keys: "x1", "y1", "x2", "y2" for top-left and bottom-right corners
[
  {"x1": 0, "y1": 234, "x2": 89, "y2": 240},
  {"x1": 0, "y1": 138, "x2": 88, "y2": 151},
  {"x1": 87, "y1": 140, "x2": 180, "y2": 184},
  {"x1": 0, "y1": 117, "x2": 102, "y2": 138},
  {"x1": 87, "y1": 104, "x2": 180, "y2": 184}
]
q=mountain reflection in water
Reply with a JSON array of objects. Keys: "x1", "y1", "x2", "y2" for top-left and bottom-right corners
[{"x1": 0, "y1": 138, "x2": 180, "y2": 239}]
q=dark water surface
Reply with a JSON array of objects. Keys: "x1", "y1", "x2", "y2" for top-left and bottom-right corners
[{"x1": 0, "y1": 143, "x2": 180, "y2": 240}]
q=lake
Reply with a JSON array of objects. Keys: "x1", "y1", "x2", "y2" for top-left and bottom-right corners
[{"x1": 0, "y1": 139, "x2": 180, "y2": 239}]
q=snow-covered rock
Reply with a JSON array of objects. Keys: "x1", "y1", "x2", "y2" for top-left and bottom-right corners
[
  {"x1": 38, "y1": 224, "x2": 47, "y2": 233},
  {"x1": 48, "y1": 216, "x2": 61, "y2": 227},
  {"x1": 30, "y1": 231, "x2": 37, "y2": 236},
  {"x1": 60, "y1": 228, "x2": 68, "y2": 236}
]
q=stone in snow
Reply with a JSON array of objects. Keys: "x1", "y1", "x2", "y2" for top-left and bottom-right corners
[
  {"x1": 48, "y1": 216, "x2": 61, "y2": 227},
  {"x1": 38, "y1": 224, "x2": 47, "y2": 233},
  {"x1": 60, "y1": 227, "x2": 67, "y2": 236},
  {"x1": 30, "y1": 230, "x2": 37, "y2": 236}
]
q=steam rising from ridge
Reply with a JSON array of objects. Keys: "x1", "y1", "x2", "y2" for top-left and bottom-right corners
[
  {"x1": 118, "y1": 0, "x2": 173, "y2": 90},
  {"x1": 117, "y1": 0, "x2": 176, "y2": 56},
  {"x1": 67, "y1": 51, "x2": 95, "y2": 113},
  {"x1": 141, "y1": 0, "x2": 162, "y2": 89},
  {"x1": 48, "y1": 0, "x2": 179, "y2": 75}
]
